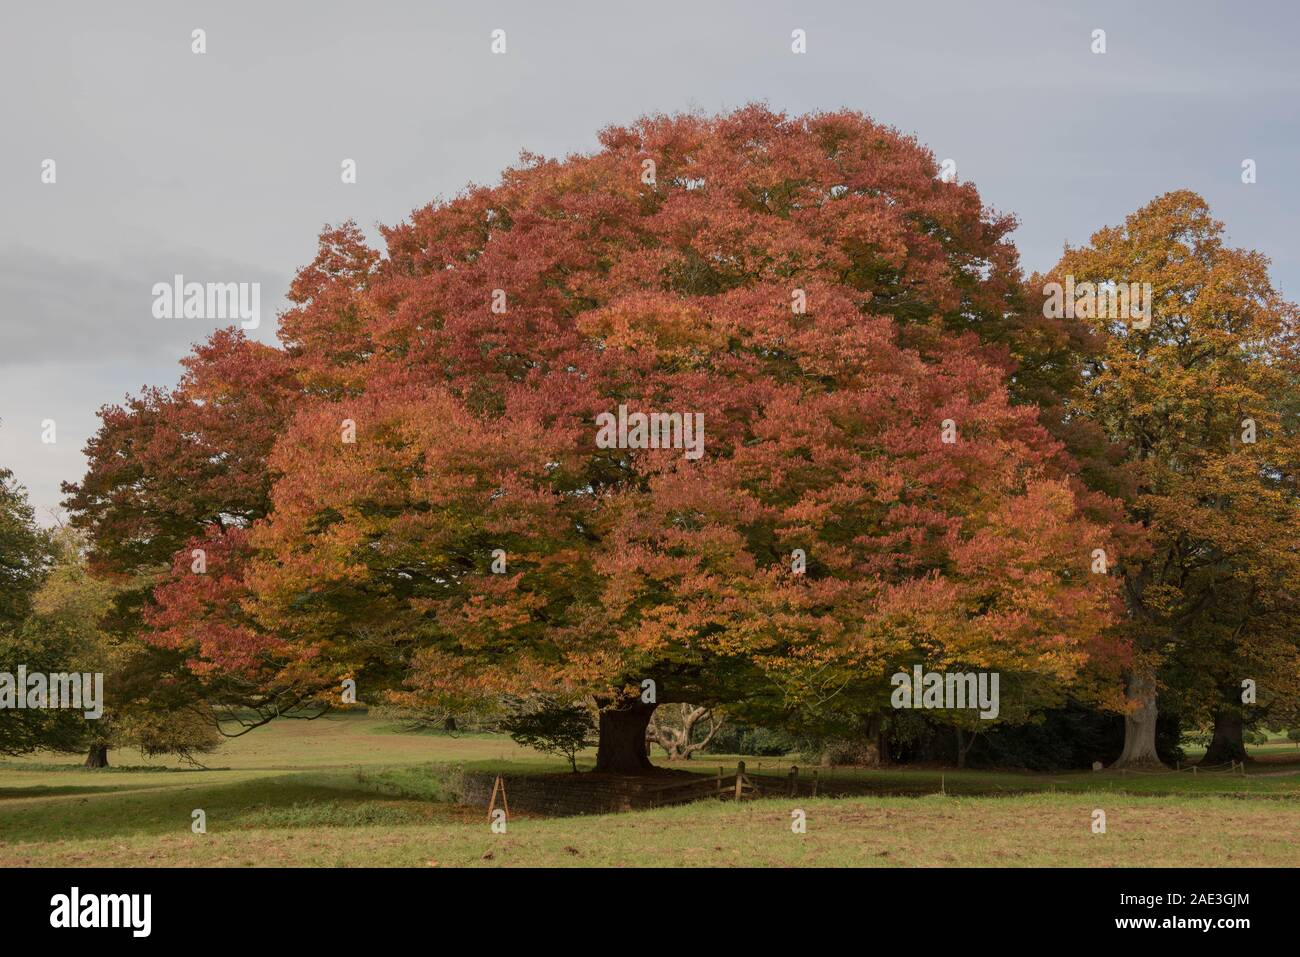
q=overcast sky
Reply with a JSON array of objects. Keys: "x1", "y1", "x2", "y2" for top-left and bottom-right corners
[{"x1": 2, "y1": 0, "x2": 1297, "y2": 522}]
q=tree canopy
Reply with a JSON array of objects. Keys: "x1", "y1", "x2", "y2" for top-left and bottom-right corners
[
  {"x1": 60, "y1": 108, "x2": 1133, "y2": 770},
  {"x1": 1045, "y1": 190, "x2": 1300, "y2": 765}
]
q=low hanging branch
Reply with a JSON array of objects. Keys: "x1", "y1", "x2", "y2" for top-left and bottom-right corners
[{"x1": 647, "y1": 703, "x2": 724, "y2": 760}]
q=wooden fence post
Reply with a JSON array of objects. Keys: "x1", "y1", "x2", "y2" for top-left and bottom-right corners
[
  {"x1": 734, "y1": 761, "x2": 745, "y2": 802},
  {"x1": 811, "y1": 770, "x2": 819, "y2": 797},
  {"x1": 788, "y1": 765, "x2": 799, "y2": 797},
  {"x1": 487, "y1": 774, "x2": 509, "y2": 822}
]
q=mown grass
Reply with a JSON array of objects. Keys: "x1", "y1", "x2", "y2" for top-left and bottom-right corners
[
  {"x1": 4, "y1": 792, "x2": 1297, "y2": 868},
  {"x1": 2, "y1": 712, "x2": 1297, "y2": 867}
]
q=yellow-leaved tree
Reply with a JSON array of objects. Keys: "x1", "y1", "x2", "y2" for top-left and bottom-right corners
[{"x1": 1047, "y1": 190, "x2": 1300, "y2": 767}]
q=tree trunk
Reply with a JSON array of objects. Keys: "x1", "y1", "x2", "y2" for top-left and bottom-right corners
[
  {"x1": 869, "y1": 712, "x2": 890, "y2": 766},
  {"x1": 594, "y1": 699, "x2": 657, "y2": 774},
  {"x1": 955, "y1": 727, "x2": 966, "y2": 769},
  {"x1": 1111, "y1": 672, "x2": 1164, "y2": 768},
  {"x1": 838, "y1": 712, "x2": 889, "y2": 767},
  {"x1": 85, "y1": 743, "x2": 109, "y2": 768},
  {"x1": 1201, "y1": 709, "x2": 1247, "y2": 765},
  {"x1": 647, "y1": 704, "x2": 722, "y2": 761}
]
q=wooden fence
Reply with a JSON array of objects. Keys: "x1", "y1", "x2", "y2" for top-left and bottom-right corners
[{"x1": 638, "y1": 761, "x2": 824, "y2": 807}]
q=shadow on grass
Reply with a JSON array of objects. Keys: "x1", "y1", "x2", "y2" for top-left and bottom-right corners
[
  {"x1": 0, "y1": 764, "x2": 466, "y2": 844},
  {"x1": 0, "y1": 762, "x2": 223, "y2": 774},
  {"x1": 0, "y1": 782, "x2": 185, "y2": 801}
]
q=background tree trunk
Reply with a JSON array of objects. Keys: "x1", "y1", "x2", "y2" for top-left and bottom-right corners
[
  {"x1": 1111, "y1": 672, "x2": 1164, "y2": 768},
  {"x1": 830, "y1": 712, "x2": 890, "y2": 767},
  {"x1": 84, "y1": 743, "x2": 109, "y2": 768},
  {"x1": 647, "y1": 704, "x2": 722, "y2": 760},
  {"x1": 595, "y1": 699, "x2": 657, "y2": 773},
  {"x1": 868, "y1": 712, "x2": 890, "y2": 766},
  {"x1": 1201, "y1": 709, "x2": 1247, "y2": 765},
  {"x1": 955, "y1": 727, "x2": 979, "y2": 768}
]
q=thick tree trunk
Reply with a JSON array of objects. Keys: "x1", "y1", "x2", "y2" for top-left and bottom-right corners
[
  {"x1": 85, "y1": 743, "x2": 109, "y2": 768},
  {"x1": 594, "y1": 699, "x2": 657, "y2": 774},
  {"x1": 1201, "y1": 709, "x2": 1248, "y2": 766},
  {"x1": 1111, "y1": 672, "x2": 1164, "y2": 768}
]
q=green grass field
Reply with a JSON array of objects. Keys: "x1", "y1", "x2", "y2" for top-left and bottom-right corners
[{"x1": 2, "y1": 712, "x2": 1297, "y2": 867}]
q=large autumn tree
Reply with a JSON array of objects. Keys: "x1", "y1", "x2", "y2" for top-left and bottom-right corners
[
  {"x1": 1046, "y1": 190, "x2": 1300, "y2": 767},
  {"x1": 72, "y1": 107, "x2": 1130, "y2": 772}
]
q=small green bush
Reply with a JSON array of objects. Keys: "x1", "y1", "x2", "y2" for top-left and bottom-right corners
[{"x1": 501, "y1": 698, "x2": 593, "y2": 771}]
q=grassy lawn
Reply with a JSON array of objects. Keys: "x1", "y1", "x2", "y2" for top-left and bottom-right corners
[{"x1": 2, "y1": 712, "x2": 1297, "y2": 867}]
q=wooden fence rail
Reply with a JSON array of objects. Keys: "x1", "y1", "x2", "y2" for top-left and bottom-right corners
[{"x1": 641, "y1": 761, "x2": 766, "y2": 806}]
